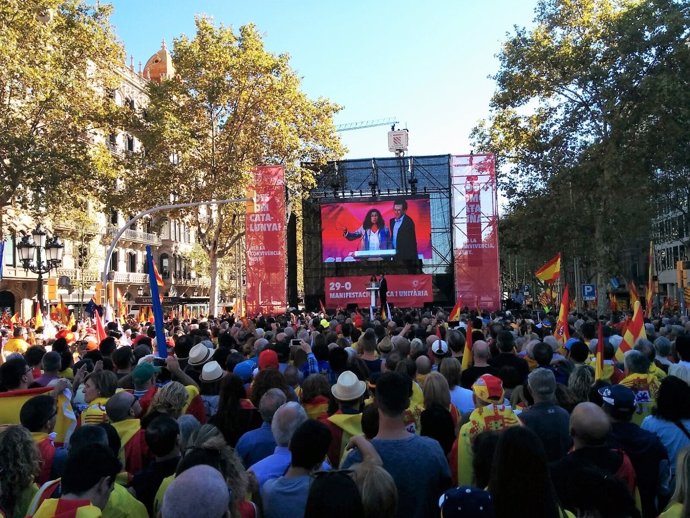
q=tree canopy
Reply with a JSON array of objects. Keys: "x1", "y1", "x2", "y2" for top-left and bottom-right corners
[
  {"x1": 0, "y1": 0, "x2": 127, "y2": 228},
  {"x1": 473, "y1": 0, "x2": 690, "y2": 311},
  {"x1": 122, "y1": 18, "x2": 344, "y2": 314}
]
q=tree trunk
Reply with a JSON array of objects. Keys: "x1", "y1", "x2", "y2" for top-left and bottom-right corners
[{"x1": 208, "y1": 251, "x2": 219, "y2": 317}]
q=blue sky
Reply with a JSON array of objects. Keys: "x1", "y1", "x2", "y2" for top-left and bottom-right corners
[{"x1": 108, "y1": 0, "x2": 538, "y2": 159}]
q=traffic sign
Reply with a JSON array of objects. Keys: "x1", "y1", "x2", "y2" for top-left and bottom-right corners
[{"x1": 582, "y1": 284, "x2": 596, "y2": 301}]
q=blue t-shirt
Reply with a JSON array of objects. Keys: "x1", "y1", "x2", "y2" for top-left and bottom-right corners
[
  {"x1": 262, "y1": 474, "x2": 311, "y2": 518},
  {"x1": 450, "y1": 385, "x2": 475, "y2": 415},
  {"x1": 342, "y1": 435, "x2": 451, "y2": 518},
  {"x1": 236, "y1": 422, "x2": 276, "y2": 468},
  {"x1": 641, "y1": 415, "x2": 690, "y2": 478}
]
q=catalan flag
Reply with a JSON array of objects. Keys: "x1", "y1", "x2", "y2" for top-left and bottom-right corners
[
  {"x1": 645, "y1": 241, "x2": 654, "y2": 318},
  {"x1": 554, "y1": 284, "x2": 570, "y2": 343},
  {"x1": 616, "y1": 300, "x2": 646, "y2": 362},
  {"x1": 535, "y1": 253, "x2": 561, "y2": 284},
  {"x1": 461, "y1": 320, "x2": 473, "y2": 371},
  {"x1": 595, "y1": 321, "x2": 605, "y2": 381}
]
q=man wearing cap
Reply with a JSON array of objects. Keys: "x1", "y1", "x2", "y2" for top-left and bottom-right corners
[
  {"x1": 106, "y1": 391, "x2": 150, "y2": 475},
  {"x1": 342, "y1": 371, "x2": 450, "y2": 518},
  {"x1": 450, "y1": 374, "x2": 519, "y2": 486},
  {"x1": 601, "y1": 384, "x2": 669, "y2": 518},
  {"x1": 518, "y1": 368, "x2": 570, "y2": 462},
  {"x1": 321, "y1": 370, "x2": 366, "y2": 467},
  {"x1": 430, "y1": 339, "x2": 449, "y2": 372}
]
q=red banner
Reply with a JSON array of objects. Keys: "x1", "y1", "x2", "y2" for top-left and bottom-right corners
[
  {"x1": 324, "y1": 274, "x2": 433, "y2": 308},
  {"x1": 245, "y1": 166, "x2": 286, "y2": 315},
  {"x1": 451, "y1": 154, "x2": 500, "y2": 311}
]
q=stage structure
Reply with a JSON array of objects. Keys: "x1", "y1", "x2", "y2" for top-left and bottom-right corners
[
  {"x1": 451, "y1": 154, "x2": 500, "y2": 311},
  {"x1": 302, "y1": 154, "x2": 455, "y2": 310}
]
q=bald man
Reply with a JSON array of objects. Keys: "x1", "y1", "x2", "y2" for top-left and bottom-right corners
[
  {"x1": 460, "y1": 340, "x2": 498, "y2": 389},
  {"x1": 106, "y1": 391, "x2": 150, "y2": 474},
  {"x1": 550, "y1": 403, "x2": 638, "y2": 515}
]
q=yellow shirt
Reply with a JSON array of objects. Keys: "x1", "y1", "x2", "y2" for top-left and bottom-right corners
[
  {"x1": 81, "y1": 397, "x2": 109, "y2": 425},
  {"x1": 103, "y1": 483, "x2": 147, "y2": 518},
  {"x1": 661, "y1": 502, "x2": 683, "y2": 518}
]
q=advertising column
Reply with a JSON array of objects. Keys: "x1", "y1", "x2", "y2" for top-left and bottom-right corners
[{"x1": 245, "y1": 165, "x2": 286, "y2": 315}]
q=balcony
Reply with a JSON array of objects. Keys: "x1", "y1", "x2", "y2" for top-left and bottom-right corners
[
  {"x1": 108, "y1": 227, "x2": 161, "y2": 246},
  {"x1": 110, "y1": 272, "x2": 150, "y2": 284},
  {"x1": 57, "y1": 268, "x2": 100, "y2": 284}
]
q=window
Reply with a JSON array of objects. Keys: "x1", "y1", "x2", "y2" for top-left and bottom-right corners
[
  {"x1": 77, "y1": 245, "x2": 88, "y2": 268},
  {"x1": 110, "y1": 210, "x2": 118, "y2": 226},
  {"x1": 3, "y1": 234, "x2": 15, "y2": 267},
  {"x1": 128, "y1": 252, "x2": 136, "y2": 273},
  {"x1": 126, "y1": 135, "x2": 135, "y2": 152},
  {"x1": 159, "y1": 254, "x2": 169, "y2": 278},
  {"x1": 111, "y1": 251, "x2": 119, "y2": 272}
]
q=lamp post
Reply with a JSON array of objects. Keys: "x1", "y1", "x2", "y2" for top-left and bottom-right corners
[{"x1": 16, "y1": 224, "x2": 64, "y2": 313}]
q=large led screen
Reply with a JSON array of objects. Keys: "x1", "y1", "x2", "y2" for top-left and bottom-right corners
[{"x1": 320, "y1": 196, "x2": 432, "y2": 263}]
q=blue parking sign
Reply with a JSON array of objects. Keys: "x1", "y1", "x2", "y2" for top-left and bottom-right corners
[{"x1": 582, "y1": 284, "x2": 596, "y2": 301}]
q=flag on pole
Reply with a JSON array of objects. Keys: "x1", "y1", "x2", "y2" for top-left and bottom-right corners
[
  {"x1": 449, "y1": 300, "x2": 462, "y2": 322},
  {"x1": 595, "y1": 322, "x2": 605, "y2": 381},
  {"x1": 628, "y1": 280, "x2": 639, "y2": 306},
  {"x1": 461, "y1": 320, "x2": 474, "y2": 371},
  {"x1": 616, "y1": 300, "x2": 646, "y2": 362},
  {"x1": 146, "y1": 245, "x2": 167, "y2": 358},
  {"x1": 554, "y1": 284, "x2": 570, "y2": 343},
  {"x1": 645, "y1": 241, "x2": 654, "y2": 318},
  {"x1": 94, "y1": 308, "x2": 107, "y2": 343},
  {"x1": 319, "y1": 299, "x2": 326, "y2": 315},
  {"x1": 0, "y1": 241, "x2": 4, "y2": 280},
  {"x1": 535, "y1": 253, "x2": 561, "y2": 283},
  {"x1": 57, "y1": 295, "x2": 69, "y2": 325}
]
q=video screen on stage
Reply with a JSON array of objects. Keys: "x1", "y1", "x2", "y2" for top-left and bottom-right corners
[{"x1": 320, "y1": 196, "x2": 432, "y2": 263}]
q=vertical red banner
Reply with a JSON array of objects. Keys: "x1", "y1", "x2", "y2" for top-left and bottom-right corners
[
  {"x1": 245, "y1": 165, "x2": 286, "y2": 315},
  {"x1": 451, "y1": 154, "x2": 500, "y2": 311}
]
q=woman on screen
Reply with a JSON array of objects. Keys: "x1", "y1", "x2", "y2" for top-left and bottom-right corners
[{"x1": 343, "y1": 209, "x2": 391, "y2": 251}]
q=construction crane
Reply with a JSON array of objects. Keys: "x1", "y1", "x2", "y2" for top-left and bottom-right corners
[{"x1": 335, "y1": 117, "x2": 399, "y2": 132}]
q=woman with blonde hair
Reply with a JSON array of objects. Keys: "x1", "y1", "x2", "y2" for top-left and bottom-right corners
[
  {"x1": 568, "y1": 364, "x2": 595, "y2": 403},
  {"x1": 348, "y1": 435, "x2": 398, "y2": 518},
  {"x1": 142, "y1": 381, "x2": 189, "y2": 428},
  {"x1": 0, "y1": 425, "x2": 40, "y2": 518},
  {"x1": 420, "y1": 372, "x2": 457, "y2": 455},
  {"x1": 662, "y1": 445, "x2": 690, "y2": 517}
]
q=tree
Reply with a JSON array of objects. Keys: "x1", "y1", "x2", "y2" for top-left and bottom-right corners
[
  {"x1": 0, "y1": 0, "x2": 128, "y2": 230},
  {"x1": 473, "y1": 0, "x2": 690, "y2": 313},
  {"x1": 122, "y1": 18, "x2": 344, "y2": 315}
]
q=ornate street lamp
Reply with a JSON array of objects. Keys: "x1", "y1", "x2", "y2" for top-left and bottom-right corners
[{"x1": 17, "y1": 224, "x2": 64, "y2": 312}]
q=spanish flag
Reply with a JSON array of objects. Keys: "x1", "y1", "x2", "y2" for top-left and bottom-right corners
[
  {"x1": 449, "y1": 299, "x2": 462, "y2": 321},
  {"x1": 94, "y1": 309, "x2": 107, "y2": 343},
  {"x1": 645, "y1": 241, "x2": 654, "y2": 318},
  {"x1": 616, "y1": 300, "x2": 646, "y2": 362},
  {"x1": 554, "y1": 284, "x2": 570, "y2": 343},
  {"x1": 595, "y1": 321, "x2": 605, "y2": 381},
  {"x1": 0, "y1": 387, "x2": 76, "y2": 445},
  {"x1": 35, "y1": 302, "x2": 44, "y2": 329},
  {"x1": 461, "y1": 320, "x2": 473, "y2": 371},
  {"x1": 535, "y1": 253, "x2": 561, "y2": 284},
  {"x1": 628, "y1": 280, "x2": 639, "y2": 306}
]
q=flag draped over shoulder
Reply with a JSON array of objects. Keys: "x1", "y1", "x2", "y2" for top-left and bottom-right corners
[
  {"x1": 616, "y1": 300, "x2": 646, "y2": 362},
  {"x1": 645, "y1": 241, "x2": 654, "y2": 318},
  {"x1": 554, "y1": 284, "x2": 570, "y2": 343},
  {"x1": 146, "y1": 245, "x2": 166, "y2": 358},
  {"x1": 461, "y1": 321, "x2": 473, "y2": 371},
  {"x1": 595, "y1": 322, "x2": 605, "y2": 381},
  {"x1": 535, "y1": 253, "x2": 561, "y2": 283}
]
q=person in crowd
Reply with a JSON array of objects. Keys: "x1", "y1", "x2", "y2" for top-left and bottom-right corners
[
  {"x1": 0, "y1": 356, "x2": 35, "y2": 391},
  {"x1": 600, "y1": 384, "x2": 669, "y2": 518},
  {"x1": 19, "y1": 395, "x2": 58, "y2": 485},
  {"x1": 80, "y1": 369, "x2": 118, "y2": 425},
  {"x1": 249, "y1": 401, "x2": 309, "y2": 490},
  {"x1": 299, "y1": 373, "x2": 331, "y2": 420},
  {"x1": 34, "y1": 352, "x2": 61, "y2": 388},
  {"x1": 262, "y1": 420, "x2": 332, "y2": 518},
  {"x1": 210, "y1": 373, "x2": 261, "y2": 447},
  {"x1": 141, "y1": 380, "x2": 193, "y2": 428},
  {"x1": 343, "y1": 208, "x2": 391, "y2": 252},
  {"x1": 642, "y1": 375, "x2": 690, "y2": 486},
  {"x1": 235, "y1": 388, "x2": 285, "y2": 468},
  {"x1": 0, "y1": 425, "x2": 40, "y2": 518},
  {"x1": 3, "y1": 327, "x2": 30, "y2": 358},
  {"x1": 130, "y1": 362, "x2": 159, "y2": 399},
  {"x1": 342, "y1": 371, "x2": 451, "y2": 518},
  {"x1": 660, "y1": 446, "x2": 690, "y2": 517},
  {"x1": 567, "y1": 364, "x2": 595, "y2": 403},
  {"x1": 323, "y1": 370, "x2": 366, "y2": 467},
  {"x1": 488, "y1": 331, "x2": 529, "y2": 386},
  {"x1": 440, "y1": 357, "x2": 474, "y2": 416},
  {"x1": 518, "y1": 368, "x2": 570, "y2": 462},
  {"x1": 459, "y1": 340, "x2": 498, "y2": 389},
  {"x1": 129, "y1": 415, "x2": 181, "y2": 516},
  {"x1": 358, "y1": 329, "x2": 382, "y2": 377},
  {"x1": 160, "y1": 465, "x2": 230, "y2": 518},
  {"x1": 304, "y1": 470, "x2": 365, "y2": 518},
  {"x1": 348, "y1": 435, "x2": 398, "y2": 518},
  {"x1": 620, "y1": 349, "x2": 660, "y2": 425},
  {"x1": 105, "y1": 391, "x2": 149, "y2": 475},
  {"x1": 199, "y1": 360, "x2": 225, "y2": 418},
  {"x1": 489, "y1": 426, "x2": 572, "y2": 518}
]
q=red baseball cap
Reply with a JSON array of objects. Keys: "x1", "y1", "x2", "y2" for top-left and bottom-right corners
[{"x1": 259, "y1": 349, "x2": 279, "y2": 370}]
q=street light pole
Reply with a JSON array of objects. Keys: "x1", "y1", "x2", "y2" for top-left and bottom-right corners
[
  {"x1": 17, "y1": 225, "x2": 64, "y2": 314},
  {"x1": 102, "y1": 197, "x2": 254, "y2": 319}
]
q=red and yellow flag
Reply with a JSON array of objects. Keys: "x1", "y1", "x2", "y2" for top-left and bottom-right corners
[
  {"x1": 554, "y1": 284, "x2": 571, "y2": 343},
  {"x1": 595, "y1": 322, "x2": 605, "y2": 381},
  {"x1": 628, "y1": 280, "x2": 639, "y2": 306},
  {"x1": 449, "y1": 301, "x2": 462, "y2": 322},
  {"x1": 616, "y1": 300, "x2": 646, "y2": 362},
  {"x1": 94, "y1": 310, "x2": 107, "y2": 343},
  {"x1": 645, "y1": 241, "x2": 654, "y2": 318},
  {"x1": 35, "y1": 303, "x2": 44, "y2": 330},
  {"x1": 535, "y1": 253, "x2": 561, "y2": 284},
  {"x1": 461, "y1": 320, "x2": 474, "y2": 371},
  {"x1": 57, "y1": 295, "x2": 69, "y2": 325}
]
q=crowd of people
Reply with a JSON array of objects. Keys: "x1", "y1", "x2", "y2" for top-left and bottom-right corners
[{"x1": 0, "y1": 306, "x2": 690, "y2": 518}]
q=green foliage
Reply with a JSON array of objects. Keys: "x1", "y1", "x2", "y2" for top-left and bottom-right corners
[
  {"x1": 474, "y1": 0, "x2": 690, "y2": 307},
  {"x1": 0, "y1": 0, "x2": 127, "y2": 225}
]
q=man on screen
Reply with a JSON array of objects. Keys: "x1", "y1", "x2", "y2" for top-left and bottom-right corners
[{"x1": 390, "y1": 199, "x2": 418, "y2": 262}]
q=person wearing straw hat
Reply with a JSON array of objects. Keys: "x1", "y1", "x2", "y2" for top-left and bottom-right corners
[
  {"x1": 199, "y1": 361, "x2": 225, "y2": 418},
  {"x1": 321, "y1": 370, "x2": 367, "y2": 467},
  {"x1": 184, "y1": 343, "x2": 216, "y2": 385}
]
